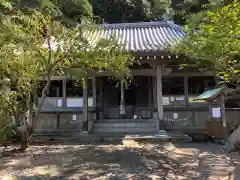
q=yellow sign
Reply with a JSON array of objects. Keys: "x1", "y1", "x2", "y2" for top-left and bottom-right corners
[{"x1": 188, "y1": 97, "x2": 205, "y2": 103}]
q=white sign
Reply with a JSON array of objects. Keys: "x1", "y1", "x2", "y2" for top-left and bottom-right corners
[
  {"x1": 212, "y1": 107, "x2": 221, "y2": 118},
  {"x1": 173, "y1": 113, "x2": 178, "y2": 119},
  {"x1": 67, "y1": 98, "x2": 83, "y2": 107},
  {"x1": 57, "y1": 99, "x2": 62, "y2": 107},
  {"x1": 170, "y1": 97, "x2": 175, "y2": 102},
  {"x1": 66, "y1": 97, "x2": 94, "y2": 107},
  {"x1": 72, "y1": 115, "x2": 77, "y2": 121},
  {"x1": 88, "y1": 98, "x2": 93, "y2": 107},
  {"x1": 176, "y1": 96, "x2": 184, "y2": 101},
  {"x1": 163, "y1": 97, "x2": 170, "y2": 105}
]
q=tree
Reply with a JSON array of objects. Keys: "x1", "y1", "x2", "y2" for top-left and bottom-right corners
[
  {"x1": 172, "y1": 0, "x2": 240, "y2": 85},
  {"x1": 5, "y1": 0, "x2": 93, "y2": 26},
  {"x1": 91, "y1": 0, "x2": 229, "y2": 24},
  {"x1": 92, "y1": 0, "x2": 170, "y2": 23},
  {"x1": 0, "y1": 8, "x2": 132, "y2": 151}
]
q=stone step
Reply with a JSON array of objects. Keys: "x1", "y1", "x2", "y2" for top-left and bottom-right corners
[
  {"x1": 31, "y1": 131, "x2": 192, "y2": 143},
  {"x1": 98, "y1": 119, "x2": 157, "y2": 123},
  {"x1": 93, "y1": 127, "x2": 157, "y2": 133},
  {"x1": 93, "y1": 122, "x2": 157, "y2": 129}
]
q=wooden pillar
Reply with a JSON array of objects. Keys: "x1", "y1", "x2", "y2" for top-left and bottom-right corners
[
  {"x1": 62, "y1": 79, "x2": 67, "y2": 107},
  {"x1": 153, "y1": 76, "x2": 157, "y2": 109},
  {"x1": 148, "y1": 76, "x2": 153, "y2": 107},
  {"x1": 92, "y1": 77, "x2": 97, "y2": 107},
  {"x1": 120, "y1": 80, "x2": 126, "y2": 117},
  {"x1": 33, "y1": 85, "x2": 38, "y2": 107},
  {"x1": 83, "y1": 78, "x2": 88, "y2": 130},
  {"x1": 99, "y1": 78, "x2": 104, "y2": 121},
  {"x1": 56, "y1": 113, "x2": 60, "y2": 129},
  {"x1": 83, "y1": 78, "x2": 88, "y2": 131},
  {"x1": 220, "y1": 94, "x2": 228, "y2": 140},
  {"x1": 156, "y1": 65, "x2": 163, "y2": 121},
  {"x1": 184, "y1": 76, "x2": 189, "y2": 107},
  {"x1": 56, "y1": 86, "x2": 60, "y2": 97}
]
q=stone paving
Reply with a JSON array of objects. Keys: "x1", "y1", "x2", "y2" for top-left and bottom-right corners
[{"x1": 0, "y1": 141, "x2": 240, "y2": 179}]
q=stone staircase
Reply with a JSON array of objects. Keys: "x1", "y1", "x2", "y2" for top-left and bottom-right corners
[{"x1": 92, "y1": 119, "x2": 159, "y2": 134}]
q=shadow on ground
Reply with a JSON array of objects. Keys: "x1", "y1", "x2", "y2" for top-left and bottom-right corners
[{"x1": 1, "y1": 141, "x2": 239, "y2": 179}]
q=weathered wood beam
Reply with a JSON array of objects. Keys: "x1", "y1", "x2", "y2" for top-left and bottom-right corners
[
  {"x1": 220, "y1": 94, "x2": 228, "y2": 140},
  {"x1": 148, "y1": 76, "x2": 153, "y2": 107},
  {"x1": 184, "y1": 76, "x2": 189, "y2": 107},
  {"x1": 83, "y1": 77, "x2": 88, "y2": 131},
  {"x1": 33, "y1": 86, "x2": 38, "y2": 107},
  {"x1": 92, "y1": 77, "x2": 96, "y2": 107},
  {"x1": 153, "y1": 77, "x2": 157, "y2": 109},
  {"x1": 62, "y1": 79, "x2": 67, "y2": 107},
  {"x1": 37, "y1": 71, "x2": 214, "y2": 80},
  {"x1": 88, "y1": 70, "x2": 214, "y2": 77},
  {"x1": 120, "y1": 81, "x2": 126, "y2": 116},
  {"x1": 36, "y1": 76, "x2": 95, "y2": 81},
  {"x1": 99, "y1": 78, "x2": 104, "y2": 121},
  {"x1": 132, "y1": 51, "x2": 173, "y2": 57},
  {"x1": 156, "y1": 65, "x2": 163, "y2": 124}
]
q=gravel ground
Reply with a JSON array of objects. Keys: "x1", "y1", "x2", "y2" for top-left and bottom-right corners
[{"x1": 0, "y1": 141, "x2": 240, "y2": 180}]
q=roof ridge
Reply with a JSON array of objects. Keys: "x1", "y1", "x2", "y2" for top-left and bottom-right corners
[{"x1": 99, "y1": 21, "x2": 183, "y2": 30}]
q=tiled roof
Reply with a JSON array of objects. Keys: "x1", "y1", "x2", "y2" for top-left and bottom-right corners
[{"x1": 83, "y1": 21, "x2": 186, "y2": 52}]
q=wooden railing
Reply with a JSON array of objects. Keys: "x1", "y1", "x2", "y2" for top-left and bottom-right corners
[
  {"x1": 38, "y1": 97, "x2": 94, "y2": 110},
  {"x1": 162, "y1": 95, "x2": 185, "y2": 106},
  {"x1": 163, "y1": 111, "x2": 208, "y2": 129},
  {"x1": 162, "y1": 95, "x2": 207, "y2": 107},
  {"x1": 38, "y1": 95, "x2": 207, "y2": 111},
  {"x1": 38, "y1": 97, "x2": 61, "y2": 109}
]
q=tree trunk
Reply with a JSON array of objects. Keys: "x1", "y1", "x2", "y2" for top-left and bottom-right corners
[
  {"x1": 31, "y1": 74, "x2": 52, "y2": 131},
  {"x1": 20, "y1": 122, "x2": 28, "y2": 152},
  {"x1": 17, "y1": 73, "x2": 52, "y2": 150},
  {"x1": 19, "y1": 103, "x2": 30, "y2": 152}
]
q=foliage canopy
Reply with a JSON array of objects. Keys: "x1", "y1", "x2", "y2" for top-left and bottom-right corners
[
  {"x1": 0, "y1": 5, "x2": 132, "y2": 145},
  {"x1": 172, "y1": 0, "x2": 240, "y2": 84}
]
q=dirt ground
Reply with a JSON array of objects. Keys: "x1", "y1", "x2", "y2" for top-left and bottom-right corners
[{"x1": 0, "y1": 141, "x2": 240, "y2": 180}]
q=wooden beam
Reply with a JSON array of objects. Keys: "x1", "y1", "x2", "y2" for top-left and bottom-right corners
[
  {"x1": 99, "y1": 78, "x2": 104, "y2": 121},
  {"x1": 37, "y1": 71, "x2": 214, "y2": 80},
  {"x1": 153, "y1": 76, "x2": 157, "y2": 109},
  {"x1": 132, "y1": 51, "x2": 173, "y2": 57},
  {"x1": 83, "y1": 78, "x2": 88, "y2": 131},
  {"x1": 184, "y1": 76, "x2": 189, "y2": 107},
  {"x1": 37, "y1": 76, "x2": 95, "y2": 81},
  {"x1": 92, "y1": 77, "x2": 97, "y2": 107},
  {"x1": 33, "y1": 86, "x2": 38, "y2": 107},
  {"x1": 156, "y1": 65, "x2": 163, "y2": 123},
  {"x1": 120, "y1": 81, "x2": 126, "y2": 116},
  {"x1": 88, "y1": 70, "x2": 214, "y2": 77},
  {"x1": 148, "y1": 76, "x2": 153, "y2": 107},
  {"x1": 56, "y1": 113, "x2": 60, "y2": 129},
  {"x1": 220, "y1": 94, "x2": 228, "y2": 140},
  {"x1": 62, "y1": 79, "x2": 67, "y2": 107}
]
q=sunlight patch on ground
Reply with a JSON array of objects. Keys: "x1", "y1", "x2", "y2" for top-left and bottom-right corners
[
  {"x1": 122, "y1": 139, "x2": 144, "y2": 148},
  {"x1": 31, "y1": 165, "x2": 61, "y2": 176},
  {"x1": 1, "y1": 142, "x2": 240, "y2": 179}
]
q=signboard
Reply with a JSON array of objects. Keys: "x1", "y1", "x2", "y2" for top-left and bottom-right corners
[
  {"x1": 212, "y1": 107, "x2": 221, "y2": 118},
  {"x1": 163, "y1": 97, "x2": 170, "y2": 105},
  {"x1": 66, "y1": 97, "x2": 93, "y2": 107},
  {"x1": 67, "y1": 98, "x2": 83, "y2": 107},
  {"x1": 173, "y1": 113, "x2": 179, "y2": 119},
  {"x1": 57, "y1": 99, "x2": 62, "y2": 107}
]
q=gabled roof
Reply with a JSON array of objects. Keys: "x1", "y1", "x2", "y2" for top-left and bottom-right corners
[
  {"x1": 194, "y1": 88, "x2": 224, "y2": 101},
  {"x1": 83, "y1": 21, "x2": 186, "y2": 52}
]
